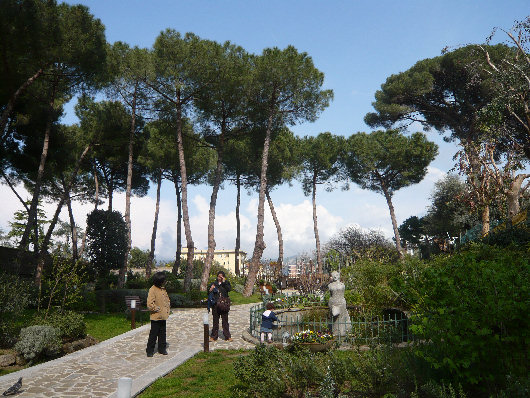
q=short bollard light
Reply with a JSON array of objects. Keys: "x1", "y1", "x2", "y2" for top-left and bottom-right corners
[
  {"x1": 117, "y1": 377, "x2": 132, "y2": 398},
  {"x1": 203, "y1": 313, "x2": 209, "y2": 353},
  {"x1": 130, "y1": 300, "x2": 136, "y2": 330}
]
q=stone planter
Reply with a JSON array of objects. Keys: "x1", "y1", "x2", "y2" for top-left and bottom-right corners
[{"x1": 297, "y1": 340, "x2": 335, "y2": 353}]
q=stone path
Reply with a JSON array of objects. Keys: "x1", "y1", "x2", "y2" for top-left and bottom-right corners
[{"x1": 0, "y1": 304, "x2": 256, "y2": 397}]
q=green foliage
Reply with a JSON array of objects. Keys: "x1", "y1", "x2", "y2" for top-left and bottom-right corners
[
  {"x1": 343, "y1": 130, "x2": 438, "y2": 196},
  {"x1": 325, "y1": 226, "x2": 400, "y2": 264},
  {"x1": 233, "y1": 345, "x2": 327, "y2": 398},
  {"x1": 298, "y1": 132, "x2": 344, "y2": 195},
  {"x1": 69, "y1": 290, "x2": 98, "y2": 312},
  {"x1": 423, "y1": 174, "x2": 476, "y2": 239},
  {"x1": 233, "y1": 345, "x2": 423, "y2": 398},
  {"x1": 32, "y1": 310, "x2": 86, "y2": 340},
  {"x1": 411, "y1": 244, "x2": 529, "y2": 387},
  {"x1": 40, "y1": 254, "x2": 88, "y2": 315},
  {"x1": 86, "y1": 209, "x2": 128, "y2": 277},
  {"x1": 480, "y1": 223, "x2": 530, "y2": 248},
  {"x1": 95, "y1": 289, "x2": 148, "y2": 312},
  {"x1": 0, "y1": 272, "x2": 33, "y2": 346},
  {"x1": 341, "y1": 256, "x2": 425, "y2": 312},
  {"x1": 128, "y1": 247, "x2": 150, "y2": 270},
  {"x1": 7, "y1": 202, "x2": 48, "y2": 250},
  {"x1": 125, "y1": 271, "x2": 150, "y2": 289},
  {"x1": 15, "y1": 325, "x2": 61, "y2": 363}
]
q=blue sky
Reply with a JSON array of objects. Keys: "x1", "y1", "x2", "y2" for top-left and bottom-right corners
[{"x1": 2, "y1": 1, "x2": 528, "y2": 261}]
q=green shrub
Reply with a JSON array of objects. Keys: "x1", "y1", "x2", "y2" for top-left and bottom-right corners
[
  {"x1": 95, "y1": 289, "x2": 148, "y2": 312},
  {"x1": 480, "y1": 223, "x2": 530, "y2": 248},
  {"x1": 32, "y1": 311, "x2": 86, "y2": 340},
  {"x1": 0, "y1": 272, "x2": 33, "y2": 347},
  {"x1": 168, "y1": 293, "x2": 195, "y2": 307},
  {"x1": 341, "y1": 256, "x2": 425, "y2": 312},
  {"x1": 162, "y1": 272, "x2": 181, "y2": 293},
  {"x1": 69, "y1": 290, "x2": 98, "y2": 312},
  {"x1": 125, "y1": 271, "x2": 150, "y2": 289},
  {"x1": 410, "y1": 244, "x2": 529, "y2": 388},
  {"x1": 15, "y1": 325, "x2": 61, "y2": 363},
  {"x1": 233, "y1": 345, "x2": 288, "y2": 397}
]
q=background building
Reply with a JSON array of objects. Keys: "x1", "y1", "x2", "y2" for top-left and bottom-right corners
[{"x1": 181, "y1": 248, "x2": 247, "y2": 276}]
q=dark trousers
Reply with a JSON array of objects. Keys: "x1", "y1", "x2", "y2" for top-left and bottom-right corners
[
  {"x1": 146, "y1": 320, "x2": 167, "y2": 354},
  {"x1": 210, "y1": 306, "x2": 231, "y2": 340}
]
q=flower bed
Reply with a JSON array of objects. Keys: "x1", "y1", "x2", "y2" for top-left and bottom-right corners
[{"x1": 291, "y1": 329, "x2": 333, "y2": 344}]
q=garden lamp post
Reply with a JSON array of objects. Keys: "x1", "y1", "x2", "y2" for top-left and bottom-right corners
[{"x1": 203, "y1": 313, "x2": 209, "y2": 352}]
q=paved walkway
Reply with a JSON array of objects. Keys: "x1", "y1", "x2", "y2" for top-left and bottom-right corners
[{"x1": 0, "y1": 304, "x2": 256, "y2": 397}]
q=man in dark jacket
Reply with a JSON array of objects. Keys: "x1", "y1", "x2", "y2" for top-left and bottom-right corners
[{"x1": 209, "y1": 271, "x2": 232, "y2": 341}]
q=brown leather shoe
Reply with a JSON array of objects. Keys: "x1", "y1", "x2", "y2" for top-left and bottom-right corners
[
  {"x1": 209, "y1": 337, "x2": 217, "y2": 342},
  {"x1": 225, "y1": 338, "x2": 233, "y2": 342}
]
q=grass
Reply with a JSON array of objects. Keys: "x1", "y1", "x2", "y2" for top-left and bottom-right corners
[
  {"x1": 138, "y1": 349, "x2": 249, "y2": 398},
  {"x1": 84, "y1": 312, "x2": 150, "y2": 341},
  {"x1": 229, "y1": 291, "x2": 262, "y2": 305}
]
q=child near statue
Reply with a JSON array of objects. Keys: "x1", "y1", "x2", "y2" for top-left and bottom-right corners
[{"x1": 260, "y1": 302, "x2": 278, "y2": 344}]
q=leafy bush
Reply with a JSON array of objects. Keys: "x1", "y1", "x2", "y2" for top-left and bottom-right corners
[
  {"x1": 411, "y1": 244, "x2": 529, "y2": 388},
  {"x1": 146, "y1": 271, "x2": 181, "y2": 293},
  {"x1": 15, "y1": 325, "x2": 61, "y2": 363},
  {"x1": 32, "y1": 311, "x2": 86, "y2": 340},
  {"x1": 95, "y1": 289, "x2": 148, "y2": 312},
  {"x1": 233, "y1": 345, "x2": 324, "y2": 398},
  {"x1": 341, "y1": 256, "x2": 425, "y2": 312},
  {"x1": 125, "y1": 271, "x2": 150, "y2": 289},
  {"x1": 480, "y1": 223, "x2": 530, "y2": 248},
  {"x1": 69, "y1": 290, "x2": 98, "y2": 312},
  {"x1": 168, "y1": 293, "x2": 195, "y2": 307},
  {"x1": 0, "y1": 272, "x2": 33, "y2": 347}
]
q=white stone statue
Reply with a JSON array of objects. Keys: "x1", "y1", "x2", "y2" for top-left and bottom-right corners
[{"x1": 328, "y1": 271, "x2": 351, "y2": 337}]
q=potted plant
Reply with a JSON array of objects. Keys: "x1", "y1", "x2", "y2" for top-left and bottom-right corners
[{"x1": 291, "y1": 329, "x2": 335, "y2": 352}]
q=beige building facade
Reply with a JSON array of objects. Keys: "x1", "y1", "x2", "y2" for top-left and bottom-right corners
[{"x1": 181, "y1": 248, "x2": 247, "y2": 276}]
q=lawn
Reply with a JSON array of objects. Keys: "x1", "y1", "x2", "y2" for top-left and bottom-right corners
[
  {"x1": 227, "y1": 291, "x2": 262, "y2": 305},
  {"x1": 84, "y1": 312, "x2": 150, "y2": 341},
  {"x1": 138, "y1": 349, "x2": 249, "y2": 398}
]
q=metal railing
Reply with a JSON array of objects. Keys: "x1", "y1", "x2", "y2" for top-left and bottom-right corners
[{"x1": 249, "y1": 300, "x2": 411, "y2": 346}]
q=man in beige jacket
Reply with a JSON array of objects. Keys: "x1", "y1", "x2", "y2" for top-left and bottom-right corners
[{"x1": 146, "y1": 272, "x2": 170, "y2": 357}]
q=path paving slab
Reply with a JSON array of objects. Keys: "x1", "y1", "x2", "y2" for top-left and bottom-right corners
[{"x1": 0, "y1": 303, "x2": 255, "y2": 397}]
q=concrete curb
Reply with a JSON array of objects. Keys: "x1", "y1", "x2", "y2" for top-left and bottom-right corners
[{"x1": 0, "y1": 322, "x2": 152, "y2": 386}]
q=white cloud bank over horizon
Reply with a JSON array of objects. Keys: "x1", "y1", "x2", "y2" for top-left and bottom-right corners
[{"x1": 0, "y1": 165, "x2": 447, "y2": 262}]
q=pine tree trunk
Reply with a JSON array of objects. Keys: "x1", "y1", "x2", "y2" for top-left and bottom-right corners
[
  {"x1": 0, "y1": 67, "x2": 46, "y2": 144},
  {"x1": 66, "y1": 185, "x2": 78, "y2": 261},
  {"x1": 79, "y1": 167, "x2": 99, "y2": 258},
  {"x1": 120, "y1": 84, "x2": 138, "y2": 289},
  {"x1": 235, "y1": 173, "x2": 241, "y2": 277},
  {"x1": 243, "y1": 112, "x2": 274, "y2": 296},
  {"x1": 20, "y1": 80, "x2": 58, "y2": 252},
  {"x1": 200, "y1": 134, "x2": 225, "y2": 291},
  {"x1": 173, "y1": 177, "x2": 182, "y2": 275},
  {"x1": 148, "y1": 173, "x2": 162, "y2": 279},
  {"x1": 35, "y1": 144, "x2": 91, "y2": 288},
  {"x1": 266, "y1": 189, "x2": 283, "y2": 271},
  {"x1": 312, "y1": 174, "x2": 322, "y2": 273},
  {"x1": 381, "y1": 184, "x2": 404, "y2": 256},
  {"x1": 175, "y1": 97, "x2": 195, "y2": 292}
]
